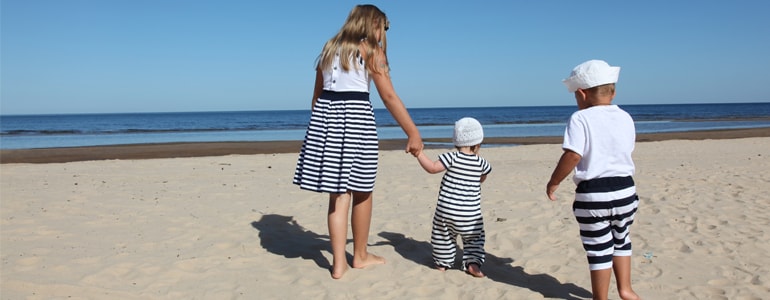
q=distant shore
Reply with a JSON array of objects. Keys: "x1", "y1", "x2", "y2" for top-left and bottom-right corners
[{"x1": 1, "y1": 127, "x2": 769, "y2": 164}]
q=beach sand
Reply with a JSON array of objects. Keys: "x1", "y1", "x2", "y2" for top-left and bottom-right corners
[{"x1": 1, "y1": 129, "x2": 769, "y2": 299}]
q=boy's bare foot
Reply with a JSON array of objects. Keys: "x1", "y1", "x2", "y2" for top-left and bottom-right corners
[
  {"x1": 436, "y1": 265, "x2": 447, "y2": 271},
  {"x1": 466, "y1": 263, "x2": 485, "y2": 278},
  {"x1": 330, "y1": 263, "x2": 348, "y2": 279},
  {"x1": 352, "y1": 252, "x2": 385, "y2": 269}
]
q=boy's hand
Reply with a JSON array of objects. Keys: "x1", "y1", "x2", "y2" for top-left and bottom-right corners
[
  {"x1": 546, "y1": 182, "x2": 559, "y2": 201},
  {"x1": 547, "y1": 150, "x2": 581, "y2": 201}
]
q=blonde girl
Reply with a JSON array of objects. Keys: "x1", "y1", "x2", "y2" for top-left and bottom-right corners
[{"x1": 293, "y1": 4, "x2": 423, "y2": 279}]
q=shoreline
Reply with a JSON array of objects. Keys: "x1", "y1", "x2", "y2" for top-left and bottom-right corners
[{"x1": 1, "y1": 127, "x2": 769, "y2": 164}]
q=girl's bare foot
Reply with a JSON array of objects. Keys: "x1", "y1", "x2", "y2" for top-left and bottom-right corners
[
  {"x1": 330, "y1": 262, "x2": 348, "y2": 279},
  {"x1": 352, "y1": 252, "x2": 385, "y2": 269},
  {"x1": 619, "y1": 289, "x2": 641, "y2": 300},
  {"x1": 466, "y1": 263, "x2": 485, "y2": 278}
]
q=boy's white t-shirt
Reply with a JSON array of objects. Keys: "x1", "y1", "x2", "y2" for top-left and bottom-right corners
[{"x1": 563, "y1": 105, "x2": 636, "y2": 184}]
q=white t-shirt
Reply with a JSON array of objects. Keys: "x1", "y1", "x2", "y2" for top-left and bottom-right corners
[{"x1": 563, "y1": 105, "x2": 636, "y2": 184}]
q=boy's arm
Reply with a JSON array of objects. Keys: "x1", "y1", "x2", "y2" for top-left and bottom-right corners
[
  {"x1": 546, "y1": 149, "x2": 581, "y2": 201},
  {"x1": 416, "y1": 151, "x2": 446, "y2": 174}
]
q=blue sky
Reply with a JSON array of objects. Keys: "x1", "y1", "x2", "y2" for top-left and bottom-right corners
[{"x1": 2, "y1": 1, "x2": 769, "y2": 115}]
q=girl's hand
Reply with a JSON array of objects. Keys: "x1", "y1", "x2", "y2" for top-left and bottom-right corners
[{"x1": 406, "y1": 136, "x2": 423, "y2": 157}]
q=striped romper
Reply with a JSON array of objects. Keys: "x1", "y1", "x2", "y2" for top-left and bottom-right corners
[
  {"x1": 293, "y1": 53, "x2": 379, "y2": 193},
  {"x1": 563, "y1": 105, "x2": 639, "y2": 271},
  {"x1": 431, "y1": 151, "x2": 492, "y2": 269}
]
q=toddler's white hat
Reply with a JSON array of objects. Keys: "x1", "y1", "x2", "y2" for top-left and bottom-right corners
[
  {"x1": 453, "y1": 117, "x2": 484, "y2": 147},
  {"x1": 562, "y1": 59, "x2": 620, "y2": 93}
]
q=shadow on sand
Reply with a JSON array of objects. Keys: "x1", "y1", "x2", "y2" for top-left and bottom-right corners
[
  {"x1": 250, "y1": 215, "x2": 591, "y2": 298},
  {"x1": 250, "y1": 214, "x2": 336, "y2": 271},
  {"x1": 375, "y1": 231, "x2": 592, "y2": 300}
]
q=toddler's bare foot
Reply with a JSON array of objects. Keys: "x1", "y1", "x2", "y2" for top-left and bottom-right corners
[
  {"x1": 330, "y1": 262, "x2": 348, "y2": 279},
  {"x1": 352, "y1": 252, "x2": 385, "y2": 269},
  {"x1": 466, "y1": 263, "x2": 485, "y2": 278},
  {"x1": 436, "y1": 265, "x2": 447, "y2": 271}
]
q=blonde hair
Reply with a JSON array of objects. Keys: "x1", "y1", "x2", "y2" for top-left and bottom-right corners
[
  {"x1": 585, "y1": 83, "x2": 616, "y2": 97},
  {"x1": 316, "y1": 4, "x2": 389, "y2": 74}
]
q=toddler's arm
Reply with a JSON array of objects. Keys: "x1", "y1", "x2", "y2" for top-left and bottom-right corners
[{"x1": 416, "y1": 151, "x2": 446, "y2": 174}]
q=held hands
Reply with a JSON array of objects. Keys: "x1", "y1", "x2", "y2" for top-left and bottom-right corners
[{"x1": 405, "y1": 136, "x2": 423, "y2": 157}]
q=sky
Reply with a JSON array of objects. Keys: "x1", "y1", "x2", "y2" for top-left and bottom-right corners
[{"x1": 2, "y1": 1, "x2": 769, "y2": 115}]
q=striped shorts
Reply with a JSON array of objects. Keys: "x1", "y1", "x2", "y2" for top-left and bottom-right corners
[
  {"x1": 572, "y1": 176, "x2": 639, "y2": 271},
  {"x1": 292, "y1": 91, "x2": 379, "y2": 194}
]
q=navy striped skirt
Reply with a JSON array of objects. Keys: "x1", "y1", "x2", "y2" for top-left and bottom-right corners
[{"x1": 293, "y1": 91, "x2": 379, "y2": 193}]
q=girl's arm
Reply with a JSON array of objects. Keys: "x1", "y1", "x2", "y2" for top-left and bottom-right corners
[
  {"x1": 416, "y1": 151, "x2": 445, "y2": 174},
  {"x1": 368, "y1": 48, "x2": 423, "y2": 156},
  {"x1": 311, "y1": 68, "x2": 323, "y2": 109}
]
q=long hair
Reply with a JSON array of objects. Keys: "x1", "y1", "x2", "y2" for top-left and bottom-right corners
[{"x1": 316, "y1": 4, "x2": 389, "y2": 74}]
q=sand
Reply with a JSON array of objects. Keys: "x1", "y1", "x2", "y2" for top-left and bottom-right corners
[{"x1": 1, "y1": 130, "x2": 769, "y2": 299}]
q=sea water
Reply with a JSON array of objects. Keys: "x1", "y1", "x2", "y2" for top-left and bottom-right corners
[{"x1": 1, "y1": 103, "x2": 769, "y2": 149}]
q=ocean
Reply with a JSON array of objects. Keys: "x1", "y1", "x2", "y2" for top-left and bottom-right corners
[{"x1": 1, "y1": 102, "x2": 769, "y2": 150}]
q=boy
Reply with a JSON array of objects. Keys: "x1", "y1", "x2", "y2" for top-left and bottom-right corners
[
  {"x1": 417, "y1": 117, "x2": 491, "y2": 278},
  {"x1": 546, "y1": 60, "x2": 641, "y2": 300}
]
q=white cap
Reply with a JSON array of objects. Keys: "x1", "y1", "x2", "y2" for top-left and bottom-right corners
[
  {"x1": 562, "y1": 59, "x2": 621, "y2": 93},
  {"x1": 453, "y1": 117, "x2": 484, "y2": 147}
]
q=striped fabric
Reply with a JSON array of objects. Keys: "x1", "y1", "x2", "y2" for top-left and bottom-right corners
[
  {"x1": 572, "y1": 176, "x2": 639, "y2": 270},
  {"x1": 430, "y1": 152, "x2": 491, "y2": 269},
  {"x1": 293, "y1": 91, "x2": 379, "y2": 193}
]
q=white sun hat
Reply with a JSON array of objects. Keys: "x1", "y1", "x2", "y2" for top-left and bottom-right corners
[
  {"x1": 453, "y1": 117, "x2": 484, "y2": 147},
  {"x1": 562, "y1": 59, "x2": 621, "y2": 93}
]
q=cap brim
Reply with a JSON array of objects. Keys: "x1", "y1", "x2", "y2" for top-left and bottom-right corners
[{"x1": 562, "y1": 66, "x2": 620, "y2": 93}]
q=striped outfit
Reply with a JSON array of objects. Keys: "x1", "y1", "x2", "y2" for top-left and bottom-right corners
[
  {"x1": 430, "y1": 151, "x2": 491, "y2": 269},
  {"x1": 563, "y1": 105, "x2": 638, "y2": 270},
  {"x1": 293, "y1": 53, "x2": 379, "y2": 193}
]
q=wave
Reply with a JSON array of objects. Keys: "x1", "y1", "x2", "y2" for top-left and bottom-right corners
[{"x1": 4, "y1": 117, "x2": 770, "y2": 137}]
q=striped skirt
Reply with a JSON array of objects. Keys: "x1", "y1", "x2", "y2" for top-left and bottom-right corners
[{"x1": 292, "y1": 91, "x2": 379, "y2": 193}]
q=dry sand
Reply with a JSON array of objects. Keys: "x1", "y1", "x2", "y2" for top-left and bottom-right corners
[{"x1": 1, "y1": 130, "x2": 769, "y2": 299}]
